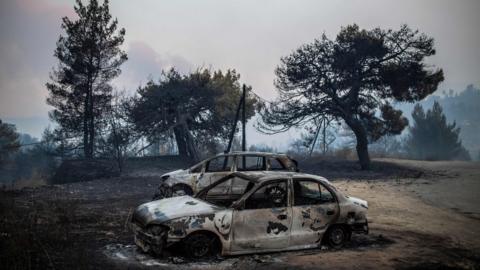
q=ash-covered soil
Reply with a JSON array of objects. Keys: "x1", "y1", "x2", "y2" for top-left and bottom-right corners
[{"x1": 1, "y1": 158, "x2": 479, "y2": 269}]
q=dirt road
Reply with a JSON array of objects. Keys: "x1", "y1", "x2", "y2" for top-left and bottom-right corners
[{"x1": 1, "y1": 159, "x2": 479, "y2": 269}]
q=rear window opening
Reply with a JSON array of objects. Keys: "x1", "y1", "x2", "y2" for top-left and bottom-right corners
[{"x1": 236, "y1": 156, "x2": 266, "y2": 171}]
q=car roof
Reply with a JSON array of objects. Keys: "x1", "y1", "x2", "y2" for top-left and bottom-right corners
[
  {"x1": 190, "y1": 151, "x2": 293, "y2": 169},
  {"x1": 196, "y1": 171, "x2": 335, "y2": 200},
  {"x1": 216, "y1": 151, "x2": 289, "y2": 157},
  {"x1": 233, "y1": 171, "x2": 330, "y2": 184}
]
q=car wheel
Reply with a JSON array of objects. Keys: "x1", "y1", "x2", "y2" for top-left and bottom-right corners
[
  {"x1": 152, "y1": 183, "x2": 172, "y2": 200},
  {"x1": 325, "y1": 225, "x2": 348, "y2": 248},
  {"x1": 147, "y1": 225, "x2": 168, "y2": 257},
  {"x1": 171, "y1": 184, "x2": 193, "y2": 197},
  {"x1": 184, "y1": 233, "x2": 219, "y2": 258}
]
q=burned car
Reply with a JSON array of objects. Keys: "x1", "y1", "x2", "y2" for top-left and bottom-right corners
[
  {"x1": 131, "y1": 171, "x2": 368, "y2": 258},
  {"x1": 152, "y1": 152, "x2": 298, "y2": 199}
]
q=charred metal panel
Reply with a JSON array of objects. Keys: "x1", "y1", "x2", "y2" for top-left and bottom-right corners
[
  {"x1": 289, "y1": 202, "x2": 340, "y2": 247},
  {"x1": 132, "y1": 196, "x2": 222, "y2": 226},
  {"x1": 230, "y1": 207, "x2": 292, "y2": 252},
  {"x1": 162, "y1": 210, "x2": 233, "y2": 253},
  {"x1": 132, "y1": 171, "x2": 369, "y2": 257},
  {"x1": 337, "y1": 196, "x2": 368, "y2": 226},
  {"x1": 162, "y1": 169, "x2": 195, "y2": 187}
]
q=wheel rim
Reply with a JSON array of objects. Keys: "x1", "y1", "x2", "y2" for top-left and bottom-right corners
[
  {"x1": 172, "y1": 185, "x2": 193, "y2": 197},
  {"x1": 190, "y1": 237, "x2": 210, "y2": 257},
  {"x1": 330, "y1": 227, "x2": 345, "y2": 245},
  {"x1": 173, "y1": 189, "x2": 186, "y2": 196}
]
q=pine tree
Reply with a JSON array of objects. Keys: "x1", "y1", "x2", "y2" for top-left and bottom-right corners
[
  {"x1": 46, "y1": 0, "x2": 127, "y2": 159},
  {"x1": 259, "y1": 24, "x2": 443, "y2": 169},
  {"x1": 129, "y1": 69, "x2": 260, "y2": 161},
  {"x1": 406, "y1": 101, "x2": 470, "y2": 160},
  {"x1": 0, "y1": 119, "x2": 20, "y2": 167}
]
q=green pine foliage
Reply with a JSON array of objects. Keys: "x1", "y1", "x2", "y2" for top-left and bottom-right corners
[
  {"x1": 406, "y1": 101, "x2": 470, "y2": 160},
  {"x1": 259, "y1": 24, "x2": 443, "y2": 169},
  {"x1": 128, "y1": 69, "x2": 262, "y2": 160},
  {"x1": 0, "y1": 119, "x2": 20, "y2": 167},
  {"x1": 46, "y1": 0, "x2": 127, "y2": 159}
]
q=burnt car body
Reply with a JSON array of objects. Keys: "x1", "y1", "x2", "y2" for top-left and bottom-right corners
[
  {"x1": 132, "y1": 172, "x2": 368, "y2": 258},
  {"x1": 153, "y1": 152, "x2": 298, "y2": 199}
]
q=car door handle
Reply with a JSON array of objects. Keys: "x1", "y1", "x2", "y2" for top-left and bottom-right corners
[
  {"x1": 277, "y1": 214, "x2": 287, "y2": 220},
  {"x1": 327, "y1": 210, "x2": 335, "y2": 216}
]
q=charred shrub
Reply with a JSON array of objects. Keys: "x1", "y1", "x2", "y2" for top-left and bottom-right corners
[{"x1": 50, "y1": 159, "x2": 120, "y2": 184}]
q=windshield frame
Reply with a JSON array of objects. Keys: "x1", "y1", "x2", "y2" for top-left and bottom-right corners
[{"x1": 194, "y1": 172, "x2": 259, "y2": 206}]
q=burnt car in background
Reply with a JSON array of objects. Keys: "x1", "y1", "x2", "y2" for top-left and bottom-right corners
[
  {"x1": 152, "y1": 152, "x2": 298, "y2": 199},
  {"x1": 132, "y1": 171, "x2": 368, "y2": 258}
]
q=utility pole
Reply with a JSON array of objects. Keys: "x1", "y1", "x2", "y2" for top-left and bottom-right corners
[
  {"x1": 242, "y1": 84, "x2": 247, "y2": 168},
  {"x1": 322, "y1": 117, "x2": 327, "y2": 154},
  {"x1": 242, "y1": 84, "x2": 246, "y2": 152},
  {"x1": 225, "y1": 84, "x2": 248, "y2": 160},
  {"x1": 225, "y1": 93, "x2": 244, "y2": 154}
]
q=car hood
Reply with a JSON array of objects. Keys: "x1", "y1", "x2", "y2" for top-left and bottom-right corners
[
  {"x1": 132, "y1": 196, "x2": 223, "y2": 226},
  {"x1": 347, "y1": 196, "x2": 368, "y2": 209},
  {"x1": 162, "y1": 169, "x2": 188, "y2": 178}
]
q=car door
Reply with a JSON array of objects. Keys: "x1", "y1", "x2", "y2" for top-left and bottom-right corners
[
  {"x1": 230, "y1": 179, "x2": 292, "y2": 253},
  {"x1": 289, "y1": 179, "x2": 340, "y2": 247},
  {"x1": 198, "y1": 155, "x2": 234, "y2": 193}
]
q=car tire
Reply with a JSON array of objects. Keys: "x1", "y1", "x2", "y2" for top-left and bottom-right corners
[
  {"x1": 325, "y1": 225, "x2": 349, "y2": 249},
  {"x1": 171, "y1": 184, "x2": 193, "y2": 197},
  {"x1": 147, "y1": 225, "x2": 168, "y2": 257},
  {"x1": 183, "y1": 232, "x2": 219, "y2": 258},
  {"x1": 152, "y1": 183, "x2": 172, "y2": 200}
]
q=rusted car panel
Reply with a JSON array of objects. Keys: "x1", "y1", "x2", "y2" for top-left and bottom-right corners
[{"x1": 132, "y1": 172, "x2": 368, "y2": 257}]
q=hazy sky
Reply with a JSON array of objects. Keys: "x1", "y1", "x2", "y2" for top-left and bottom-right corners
[{"x1": 1, "y1": 0, "x2": 479, "y2": 148}]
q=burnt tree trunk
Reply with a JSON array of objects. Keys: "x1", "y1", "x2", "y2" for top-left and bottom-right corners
[
  {"x1": 184, "y1": 129, "x2": 198, "y2": 162},
  {"x1": 84, "y1": 62, "x2": 94, "y2": 159},
  {"x1": 173, "y1": 126, "x2": 188, "y2": 158},
  {"x1": 88, "y1": 88, "x2": 95, "y2": 159},
  {"x1": 83, "y1": 94, "x2": 89, "y2": 159},
  {"x1": 346, "y1": 118, "x2": 371, "y2": 170}
]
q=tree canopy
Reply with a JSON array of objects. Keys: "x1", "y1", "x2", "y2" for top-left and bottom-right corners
[
  {"x1": 406, "y1": 101, "x2": 470, "y2": 161},
  {"x1": 0, "y1": 119, "x2": 20, "y2": 167},
  {"x1": 46, "y1": 0, "x2": 127, "y2": 159},
  {"x1": 259, "y1": 24, "x2": 444, "y2": 169},
  {"x1": 128, "y1": 69, "x2": 262, "y2": 161}
]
